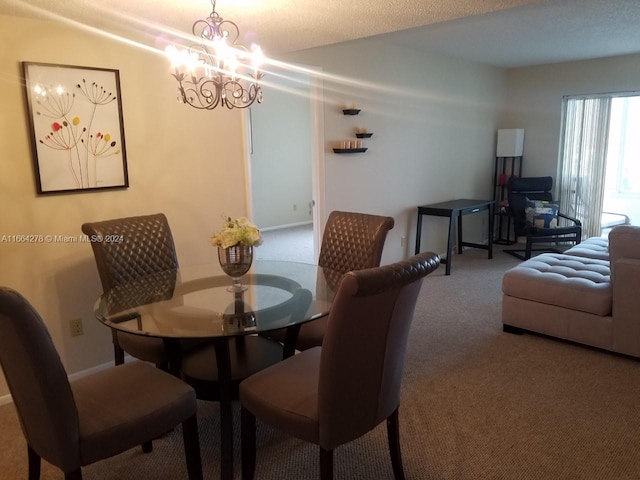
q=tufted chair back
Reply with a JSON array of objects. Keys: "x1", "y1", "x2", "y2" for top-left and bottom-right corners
[
  {"x1": 290, "y1": 211, "x2": 394, "y2": 351},
  {"x1": 81, "y1": 213, "x2": 178, "y2": 292},
  {"x1": 318, "y1": 211, "x2": 394, "y2": 273},
  {"x1": 81, "y1": 213, "x2": 179, "y2": 366}
]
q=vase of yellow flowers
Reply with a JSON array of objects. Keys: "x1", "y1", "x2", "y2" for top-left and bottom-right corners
[{"x1": 211, "y1": 216, "x2": 262, "y2": 292}]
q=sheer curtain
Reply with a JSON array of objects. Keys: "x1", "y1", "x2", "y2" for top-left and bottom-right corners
[{"x1": 558, "y1": 97, "x2": 611, "y2": 238}]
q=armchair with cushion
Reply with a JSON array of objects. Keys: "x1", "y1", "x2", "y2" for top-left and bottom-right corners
[
  {"x1": 239, "y1": 251, "x2": 440, "y2": 480},
  {"x1": 0, "y1": 287, "x2": 202, "y2": 480},
  {"x1": 505, "y1": 176, "x2": 582, "y2": 260}
]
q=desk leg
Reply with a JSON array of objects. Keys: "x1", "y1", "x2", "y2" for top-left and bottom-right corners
[
  {"x1": 212, "y1": 338, "x2": 234, "y2": 480},
  {"x1": 415, "y1": 212, "x2": 423, "y2": 254},
  {"x1": 488, "y1": 203, "x2": 494, "y2": 259},
  {"x1": 445, "y1": 213, "x2": 455, "y2": 275}
]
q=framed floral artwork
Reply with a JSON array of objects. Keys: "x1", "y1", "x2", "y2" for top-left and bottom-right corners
[{"x1": 22, "y1": 62, "x2": 129, "y2": 194}]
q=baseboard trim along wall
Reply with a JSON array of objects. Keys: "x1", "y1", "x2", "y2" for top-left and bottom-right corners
[
  {"x1": 260, "y1": 221, "x2": 312, "y2": 232},
  {"x1": 0, "y1": 355, "x2": 138, "y2": 406}
]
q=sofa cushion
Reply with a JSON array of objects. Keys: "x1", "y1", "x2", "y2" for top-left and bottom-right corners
[
  {"x1": 564, "y1": 237, "x2": 610, "y2": 261},
  {"x1": 502, "y1": 253, "x2": 612, "y2": 316}
]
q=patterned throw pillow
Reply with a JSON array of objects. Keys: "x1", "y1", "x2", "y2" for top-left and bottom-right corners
[{"x1": 525, "y1": 198, "x2": 559, "y2": 228}]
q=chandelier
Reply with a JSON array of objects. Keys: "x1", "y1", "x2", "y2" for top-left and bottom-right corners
[{"x1": 166, "y1": 0, "x2": 264, "y2": 110}]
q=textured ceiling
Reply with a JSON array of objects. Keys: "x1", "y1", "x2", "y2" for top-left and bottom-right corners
[
  {"x1": 384, "y1": 0, "x2": 640, "y2": 68},
  {"x1": 1, "y1": 0, "x2": 640, "y2": 68}
]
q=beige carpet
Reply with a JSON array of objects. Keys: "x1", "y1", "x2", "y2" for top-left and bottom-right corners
[{"x1": 2, "y1": 246, "x2": 640, "y2": 479}]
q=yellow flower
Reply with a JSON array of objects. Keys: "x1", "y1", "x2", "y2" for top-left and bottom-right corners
[{"x1": 211, "y1": 216, "x2": 263, "y2": 248}]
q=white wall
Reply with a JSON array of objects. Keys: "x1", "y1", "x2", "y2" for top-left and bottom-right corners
[
  {"x1": 281, "y1": 38, "x2": 507, "y2": 263},
  {"x1": 7, "y1": 12, "x2": 636, "y2": 401},
  {"x1": 250, "y1": 80, "x2": 313, "y2": 229},
  {"x1": 0, "y1": 14, "x2": 248, "y2": 398},
  {"x1": 504, "y1": 53, "x2": 640, "y2": 180}
]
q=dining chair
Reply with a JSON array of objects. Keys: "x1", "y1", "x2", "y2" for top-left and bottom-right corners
[
  {"x1": 178, "y1": 277, "x2": 313, "y2": 480},
  {"x1": 239, "y1": 251, "x2": 440, "y2": 480},
  {"x1": 294, "y1": 210, "x2": 395, "y2": 350},
  {"x1": 82, "y1": 213, "x2": 179, "y2": 368},
  {"x1": 0, "y1": 286, "x2": 203, "y2": 480}
]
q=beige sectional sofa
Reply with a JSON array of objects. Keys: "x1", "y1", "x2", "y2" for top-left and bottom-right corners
[{"x1": 502, "y1": 225, "x2": 640, "y2": 358}]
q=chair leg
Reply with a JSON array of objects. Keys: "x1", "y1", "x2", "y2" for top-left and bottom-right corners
[
  {"x1": 320, "y1": 447, "x2": 333, "y2": 480},
  {"x1": 524, "y1": 238, "x2": 533, "y2": 260},
  {"x1": 112, "y1": 330, "x2": 125, "y2": 366},
  {"x1": 141, "y1": 441, "x2": 153, "y2": 453},
  {"x1": 156, "y1": 361, "x2": 170, "y2": 372},
  {"x1": 64, "y1": 470, "x2": 82, "y2": 480},
  {"x1": 182, "y1": 414, "x2": 203, "y2": 480},
  {"x1": 27, "y1": 445, "x2": 41, "y2": 480},
  {"x1": 241, "y1": 406, "x2": 257, "y2": 480},
  {"x1": 387, "y1": 407, "x2": 406, "y2": 480}
]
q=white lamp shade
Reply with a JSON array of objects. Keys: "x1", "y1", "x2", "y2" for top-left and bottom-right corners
[{"x1": 496, "y1": 129, "x2": 525, "y2": 157}]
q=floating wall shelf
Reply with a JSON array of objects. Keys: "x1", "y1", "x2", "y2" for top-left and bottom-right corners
[
  {"x1": 355, "y1": 132, "x2": 373, "y2": 138},
  {"x1": 333, "y1": 148, "x2": 368, "y2": 154},
  {"x1": 342, "y1": 109, "x2": 361, "y2": 115}
]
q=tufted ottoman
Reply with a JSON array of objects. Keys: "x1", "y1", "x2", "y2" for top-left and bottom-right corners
[
  {"x1": 502, "y1": 253, "x2": 613, "y2": 351},
  {"x1": 502, "y1": 226, "x2": 640, "y2": 357},
  {"x1": 563, "y1": 236, "x2": 610, "y2": 261}
]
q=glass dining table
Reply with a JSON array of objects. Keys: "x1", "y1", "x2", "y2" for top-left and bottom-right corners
[{"x1": 94, "y1": 260, "x2": 342, "y2": 480}]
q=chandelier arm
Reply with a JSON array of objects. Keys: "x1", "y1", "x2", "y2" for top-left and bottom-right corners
[{"x1": 168, "y1": 0, "x2": 264, "y2": 110}]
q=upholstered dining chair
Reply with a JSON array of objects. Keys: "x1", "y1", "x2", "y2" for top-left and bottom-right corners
[
  {"x1": 287, "y1": 210, "x2": 394, "y2": 350},
  {"x1": 0, "y1": 286, "x2": 203, "y2": 480},
  {"x1": 239, "y1": 251, "x2": 440, "y2": 480},
  {"x1": 82, "y1": 213, "x2": 178, "y2": 368},
  {"x1": 177, "y1": 277, "x2": 314, "y2": 480}
]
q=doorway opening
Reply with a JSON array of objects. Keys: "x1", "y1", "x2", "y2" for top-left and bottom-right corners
[{"x1": 246, "y1": 65, "x2": 324, "y2": 262}]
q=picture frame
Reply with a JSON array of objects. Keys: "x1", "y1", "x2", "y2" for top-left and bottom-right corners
[{"x1": 22, "y1": 62, "x2": 129, "y2": 194}]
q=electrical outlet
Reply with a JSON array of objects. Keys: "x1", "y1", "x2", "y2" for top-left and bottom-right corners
[
  {"x1": 70, "y1": 318, "x2": 83, "y2": 336},
  {"x1": 293, "y1": 204, "x2": 297, "y2": 211},
  {"x1": 400, "y1": 236, "x2": 406, "y2": 247}
]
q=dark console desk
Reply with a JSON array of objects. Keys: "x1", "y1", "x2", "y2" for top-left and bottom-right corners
[{"x1": 415, "y1": 198, "x2": 495, "y2": 275}]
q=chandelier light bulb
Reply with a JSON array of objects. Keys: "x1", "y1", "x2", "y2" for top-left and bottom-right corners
[{"x1": 167, "y1": 0, "x2": 264, "y2": 110}]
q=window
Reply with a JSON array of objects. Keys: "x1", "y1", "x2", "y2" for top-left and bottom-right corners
[
  {"x1": 606, "y1": 97, "x2": 640, "y2": 196},
  {"x1": 559, "y1": 93, "x2": 638, "y2": 238}
]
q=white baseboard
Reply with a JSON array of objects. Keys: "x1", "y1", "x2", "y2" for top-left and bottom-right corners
[
  {"x1": 0, "y1": 355, "x2": 138, "y2": 406},
  {"x1": 260, "y1": 221, "x2": 312, "y2": 232}
]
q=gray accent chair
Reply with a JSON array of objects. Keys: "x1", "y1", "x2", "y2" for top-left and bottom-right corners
[
  {"x1": 280, "y1": 210, "x2": 395, "y2": 351},
  {"x1": 239, "y1": 251, "x2": 440, "y2": 480},
  {"x1": 0, "y1": 287, "x2": 202, "y2": 480}
]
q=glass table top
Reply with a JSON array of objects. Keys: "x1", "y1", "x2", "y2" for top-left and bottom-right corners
[{"x1": 94, "y1": 260, "x2": 342, "y2": 339}]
